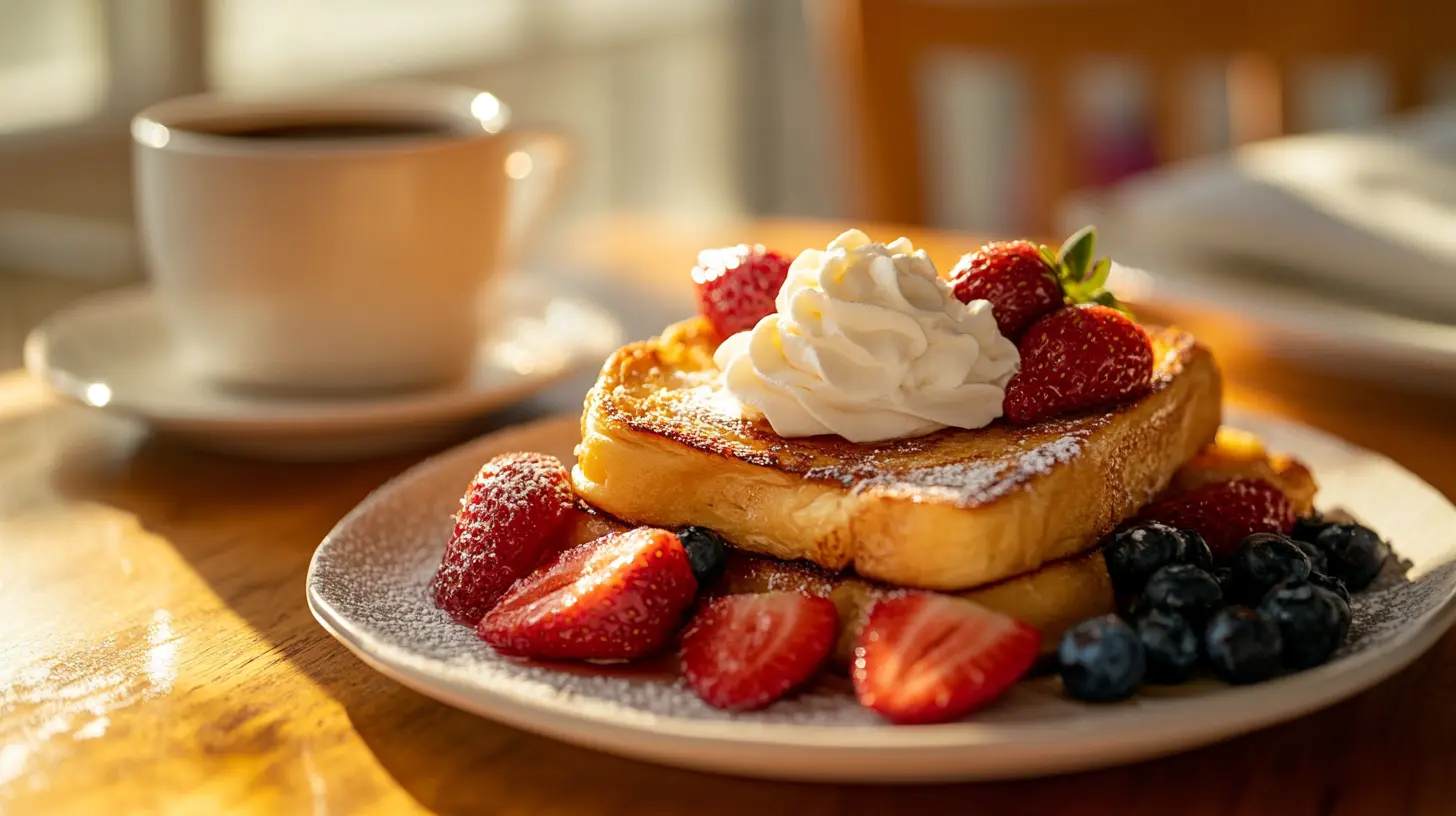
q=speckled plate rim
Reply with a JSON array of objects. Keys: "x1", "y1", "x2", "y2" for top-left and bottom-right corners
[{"x1": 306, "y1": 411, "x2": 1456, "y2": 781}]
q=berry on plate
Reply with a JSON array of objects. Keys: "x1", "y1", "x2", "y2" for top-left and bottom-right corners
[
  {"x1": 1288, "y1": 537, "x2": 1330, "y2": 575},
  {"x1": 1290, "y1": 513, "x2": 1329, "y2": 544},
  {"x1": 852, "y1": 593, "x2": 1040, "y2": 724},
  {"x1": 432, "y1": 452, "x2": 576, "y2": 625},
  {"x1": 1204, "y1": 606, "x2": 1283, "y2": 684},
  {"x1": 1002, "y1": 303, "x2": 1154, "y2": 425},
  {"x1": 678, "y1": 526, "x2": 730, "y2": 589},
  {"x1": 949, "y1": 226, "x2": 1123, "y2": 338},
  {"x1": 680, "y1": 591, "x2": 837, "y2": 711},
  {"x1": 1142, "y1": 564, "x2": 1223, "y2": 627},
  {"x1": 1140, "y1": 478, "x2": 1296, "y2": 560},
  {"x1": 1135, "y1": 609, "x2": 1201, "y2": 685},
  {"x1": 692, "y1": 244, "x2": 791, "y2": 338},
  {"x1": 1231, "y1": 533, "x2": 1313, "y2": 600},
  {"x1": 1308, "y1": 570, "x2": 1352, "y2": 604},
  {"x1": 1261, "y1": 580, "x2": 1350, "y2": 670},
  {"x1": 1103, "y1": 521, "x2": 1189, "y2": 595},
  {"x1": 1313, "y1": 523, "x2": 1390, "y2": 591},
  {"x1": 478, "y1": 527, "x2": 698, "y2": 661},
  {"x1": 1058, "y1": 615, "x2": 1146, "y2": 702},
  {"x1": 1182, "y1": 528, "x2": 1215, "y2": 572}
]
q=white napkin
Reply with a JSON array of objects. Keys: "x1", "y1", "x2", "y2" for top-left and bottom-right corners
[{"x1": 1061, "y1": 106, "x2": 1456, "y2": 322}]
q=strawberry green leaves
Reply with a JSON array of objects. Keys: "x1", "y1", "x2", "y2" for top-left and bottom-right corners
[{"x1": 1037, "y1": 226, "x2": 1129, "y2": 315}]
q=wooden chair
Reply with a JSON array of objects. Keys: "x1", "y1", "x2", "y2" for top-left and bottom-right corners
[{"x1": 818, "y1": 0, "x2": 1456, "y2": 232}]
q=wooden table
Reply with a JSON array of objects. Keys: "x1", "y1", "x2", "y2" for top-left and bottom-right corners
[{"x1": 3, "y1": 217, "x2": 1454, "y2": 814}]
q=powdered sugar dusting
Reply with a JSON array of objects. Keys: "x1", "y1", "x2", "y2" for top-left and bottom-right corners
[
  {"x1": 432, "y1": 452, "x2": 575, "y2": 624},
  {"x1": 810, "y1": 434, "x2": 1086, "y2": 506},
  {"x1": 310, "y1": 414, "x2": 1456, "y2": 747}
]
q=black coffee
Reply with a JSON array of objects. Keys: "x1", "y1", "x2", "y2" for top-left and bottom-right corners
[{"x1": 189, "y1": 121, "x2": 456, "y2": 141}]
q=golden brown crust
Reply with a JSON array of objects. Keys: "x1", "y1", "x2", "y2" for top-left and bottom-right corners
[
  {"x1": 584, "y1": 318, "x2": 1204, "y2": 492},
  {"x1": 574, "y1": 318, "x2": 1224, "y2": 591}
]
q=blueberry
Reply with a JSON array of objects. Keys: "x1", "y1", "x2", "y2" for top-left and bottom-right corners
[
  {"x1": 1180, "y1": 528, "x2": 1215, "y2": 571},
  {"x1": 1308, "y1": 571, "x2": 1351, "y2": 605},
  {"x1": 1204, "y1": 606, "x2": 1284, "y2": 684},
  {"x1": 1104, "y1": 522, "x2": 1187, "y2": 594},
  {"x1": 1058, "y1": 615, "x2": 1146, "y2": 702},
  {"x1": 677, "y1": 526, "x2": 728, "y2": 588},
  {"x1": 1232, "y1": 534, "x2": 1312, "y2": 599},
  {"x1": 1142, "y1": 564, "x2": 1223, "y2": 626},
  {"x1": 1289, "y1": 538, "x2": 1330, "y2": 575},
  {"x1": 1289, "y1": 513, "x2": 1328, "y2": 544},
  {"x1": 1118, "y1": 593, "x2": 1147, "y2": 622},
  {"x1": 1135, "y1": 609, "x2": 1201, "y2": 684},
  {"x1": 1261, "y1": 581, "x2": 1351, "y2": 669},
  {"x1": 1213, "y1": 566, "x2": 1235, "y2": 595},
  {"x1": 1314, "y1": 523, "x2": 1390, "y2": 591}
]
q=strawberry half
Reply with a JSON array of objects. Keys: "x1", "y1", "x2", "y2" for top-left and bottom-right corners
[
  {"x1": 479, "y1": 527, "x2": 698, "y2": 661},
  {"x1": 692, "y1": 244, "x2": 791, "y2": 338},
  {"x1": 1141, "y1": 478, "x2": 1296, "y2": 560},
  {"x1": 432, "y1": 452, "x2": 576, "y2": 625},
  {"x1": 680, "y1": 591, "x2": 837, "y2": 711},
  {"x1": 1003, "y1": 303, "x2": 1154, "y2": 425},
  {"x1": 852, "y1": 593, "x2": 1040, "y2": 725},
  {"x1": 950, "y1": 226, "x2": 1120, "y2": 339}
]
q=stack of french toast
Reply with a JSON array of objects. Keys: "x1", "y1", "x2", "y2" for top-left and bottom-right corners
[
  {"x1": 571, "y1": 310, "x2": 1314, "y2": 660},
  {"x1": 432, "y1": 227, "x2": 1365, "y2": 724}
]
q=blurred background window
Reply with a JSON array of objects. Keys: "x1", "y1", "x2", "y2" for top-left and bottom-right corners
[
  {"x1": 0, "y1": 1, "x2": 106, "y2": 133},
  {"x1": 0, "y1": 0, "x2": 1453, "y2": 282}
]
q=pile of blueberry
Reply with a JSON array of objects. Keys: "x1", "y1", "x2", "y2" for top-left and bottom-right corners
[{"x1": 1058, "y1": 515, "x2": 1391, "y2": 702}]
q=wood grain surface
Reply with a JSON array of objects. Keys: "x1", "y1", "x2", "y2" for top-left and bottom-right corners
[{"x1": 2, "y1": 217, "x2": 1454, "y2": 815}]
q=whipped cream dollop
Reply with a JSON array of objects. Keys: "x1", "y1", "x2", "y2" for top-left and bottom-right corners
[{"x1": 712, "y1": 229, "x2": 1019, "y2": 443}]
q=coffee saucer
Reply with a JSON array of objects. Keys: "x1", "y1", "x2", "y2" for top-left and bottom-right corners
[{"x1": 24, "y1": 275, "x2": 623, "y2": 460}]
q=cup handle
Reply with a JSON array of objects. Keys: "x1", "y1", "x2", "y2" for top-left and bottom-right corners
[{"x1": 497, "y1": 129, "x2": 572, "y2": 274}]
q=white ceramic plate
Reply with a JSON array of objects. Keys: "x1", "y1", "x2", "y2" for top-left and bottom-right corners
[
  {"x1": 24, "y1": 276, "x2": 622, "y2": 460},
  {"x1": 306, "y1": 411, "x2": 1456, "y2": 782}
]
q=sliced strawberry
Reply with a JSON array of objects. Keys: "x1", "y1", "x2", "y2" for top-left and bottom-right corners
[
  {"x1": 852, "y1": 593, "x2": 1040, "y2": 725},
  {"x1": 432, "y1": 452, "x2": 575, "y2": 625},
  {"x1": 1003, "y1": 303, "x2": 1154, "y2": 425},
  {"x1": 692, "y1": 244, "x2": 791, "y2": 338},
  {"x1": 1142, "y1": 478, "x2": 1296, "y2": 560},
  {"x1": 950, "y1": 240, "x2": 1063, "y2": 337},
  {"x1": 479, "y1": 527, "x2": 698, "y2": 661},
  {"x1": 680, "y1": 592, "x2": 837, "y2": 711}
]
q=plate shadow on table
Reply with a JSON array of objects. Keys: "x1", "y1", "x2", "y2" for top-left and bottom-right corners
[{"x1": 39, "y1": 401, "x2": 1450, "y2": 815}]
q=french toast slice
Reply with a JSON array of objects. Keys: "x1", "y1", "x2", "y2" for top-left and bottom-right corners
[{"x1": 574, "y1": 317, "x2": 1223, "y2": 592}]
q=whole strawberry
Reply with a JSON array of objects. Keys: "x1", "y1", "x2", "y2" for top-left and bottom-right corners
[
  {"x1": 432, "y1": 453, "x2": 576, "y2": 625},
  {"x1": 1003, "y1": 303, "x2": 1154, "y2": 424},
  {"x1": 951, "y1": 226, "x2": 1119, "y2": 338},
  {"x1": 1142, "y1": 478, "x2": 1296, "y2": 560},
  {"x1": 951, "y1": 240, "x2": 1063, "y2": 337},
  {"x1": 692, "y1": 244, "x2": 791, "y2": 338}
]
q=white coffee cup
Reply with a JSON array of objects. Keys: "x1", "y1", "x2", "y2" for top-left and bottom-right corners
[{"x1": 132, "y1": 84, "x2": 567, "y2": 392}]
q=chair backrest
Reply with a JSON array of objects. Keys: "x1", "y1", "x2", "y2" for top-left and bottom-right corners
[{"x1": 819, "y1": 0, "x2": 1455, "y2": 232}]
